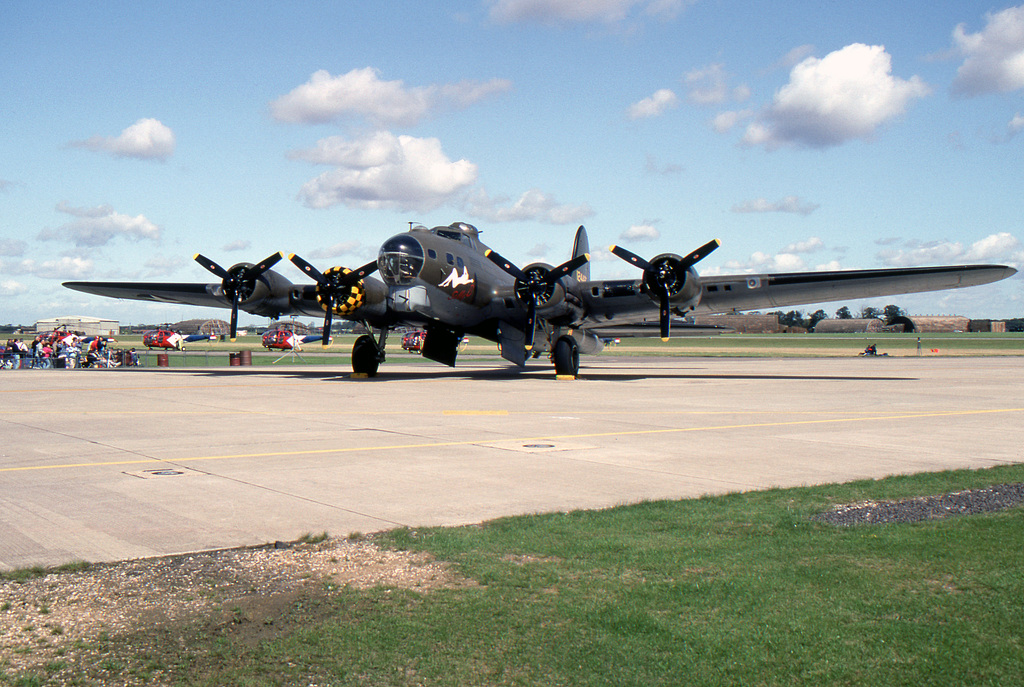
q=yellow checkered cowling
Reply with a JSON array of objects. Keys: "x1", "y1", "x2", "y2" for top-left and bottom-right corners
[{"x1": 317, "y1": 266, "x2": 366, "y2": 315}]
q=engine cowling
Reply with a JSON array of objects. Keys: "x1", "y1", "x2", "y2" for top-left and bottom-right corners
[
  {"x1": 641, "y1": 254, "x2": 703, "y2": 313},
  {"x1": 519, "y1": 263, "x2": 587, "y2": 322}
]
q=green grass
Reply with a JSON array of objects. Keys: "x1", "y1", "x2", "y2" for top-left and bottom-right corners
[{"x1": 9, "y1": 466, "x2": 1020, "y2": 686}]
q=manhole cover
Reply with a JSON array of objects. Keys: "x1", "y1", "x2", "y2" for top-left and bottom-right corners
[
  {"x1": 522, "y1": 444, "x2": 555, "y2": 449},
  {"x1": 145, "y1": 469, "x2": 184, "y2": 476}
]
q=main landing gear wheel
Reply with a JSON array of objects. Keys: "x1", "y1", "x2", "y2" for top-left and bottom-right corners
[
  {"x1": 553, "y1": 336, "x2": 580, "y2": 377},
  {"x1": 351, "y1": 335, "x2": 380, "y2": 376}
]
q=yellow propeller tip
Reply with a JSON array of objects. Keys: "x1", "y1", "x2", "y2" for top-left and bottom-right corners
[
  {"x1": 608, "y1": 245, "x2": 617, "y2": 252},
  {"x1": 661, "y1": 337, "x2": 670, "y2": 343},
  {"x1": 288, "y1": 253, "x2": 296, "y2": 260},
  {"x1": 484, "y1": 249, "x2": 493, "y2": 257},
  {"x1": 193, "y1": 253, "x2": 201, "y2": 260},
  {"x1": 584, "y1": 253, "x2": 590, "y2": 260}
]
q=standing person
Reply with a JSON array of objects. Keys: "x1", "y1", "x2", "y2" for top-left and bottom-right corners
[{"x1": 39, "y1": 342, "x2": 53, "y2": 369}]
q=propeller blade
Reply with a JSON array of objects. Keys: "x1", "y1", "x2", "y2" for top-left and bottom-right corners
[
  {"x1": 544, "y1": 254, "x2": 590, "y2": 284},
  {"x1": 484, "y1": 249, "x2": 527, "y2": 282},
  {"x1": 229, "y1": 291, "x2": 240, "y2": 341},
  {"x1": 288, "y1": 254, "x2": 330, "y2": 286},
  {"x1": 524, "y1": 298, "x2": 537, "y2": 351},
  {"x1": 341, "y1": 259, "x2": 380, "y2": 285},
  {"x1": 680, "y1": 239, "x2": 720, "y2": 269},
  {"x1": 194, "y1": 253, "x2": 231, "y2": 280},
  {"x1": 608, "y1": 245, "x2": 651, "y2": 270},
  {"x1": 658, "y1": 284, "x2": 671, "y2": 341},
  {"x1": 250, "y1": 252, "x2": 284, "y2": 276},
  {"x1": 321, "y1": 298, "x2": 334, "y2": 347}
]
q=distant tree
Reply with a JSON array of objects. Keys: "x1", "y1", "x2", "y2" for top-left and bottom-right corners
[
  {"x1": 808, "y1": 310, "x2": 828, "y2": 328},
  {"x1": 780, "y1": 310, "x2": 804, "y2": 327},
  {"x1": 883, "y1": 304, "x2": 905, "y2": 322},
  {"x1": 836, "y1": 306, "x2": 853, "y2": 320},
  {"x1": 860, "y1": 306, "x2": 881, "y2": 320},
  {"x1": 1005, "y1": 318, "x2": 1024, "y2": 332}
]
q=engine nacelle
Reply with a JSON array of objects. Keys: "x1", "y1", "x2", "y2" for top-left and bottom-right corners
[
  {"x1": 218, "y1": 262, "x2": 296, "y2": 316},
  {"x1": 519, "y1": 262, "x2": 586, "y2": 322},
  {"x1": 641, "y1": 253, "x2": 703, "y2": 313}
]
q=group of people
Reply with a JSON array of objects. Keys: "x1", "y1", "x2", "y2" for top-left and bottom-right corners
[{"x1": 2, "y1": 332, "x2": 138, "y2": 369}]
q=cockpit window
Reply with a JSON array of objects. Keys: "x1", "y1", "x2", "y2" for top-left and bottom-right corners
[
  {"x1": 435, "y1": 229, "x2": 462, "y2": 241},
  {"x1": 378, "y1": 235, "x2": 425, "y2": 285}
]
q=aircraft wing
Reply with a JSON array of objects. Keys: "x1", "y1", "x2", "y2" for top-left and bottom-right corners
[
  {"x1": 692, "y1": 264, "x2": 1016, "y2": 314},
  {"x1": 63, "y1": 281, "x2": 229, "y2": 309}
]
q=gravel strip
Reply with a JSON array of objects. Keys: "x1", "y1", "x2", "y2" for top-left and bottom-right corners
[
  {"x1": 0, "y1": 536, "x2": 470, "y2": 676},
  {"x1": 814, "y1": 483, "x2": 1024, "y2": 526}
]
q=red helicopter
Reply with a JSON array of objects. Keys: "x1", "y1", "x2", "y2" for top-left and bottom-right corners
[{"x1": 260, "y1": 328, "x2": 325, "y2": 351}]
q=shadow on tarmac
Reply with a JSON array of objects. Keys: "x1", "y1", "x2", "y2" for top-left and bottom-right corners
[{"x1": 126, "y1": 363, "x2": 917, "y2": 384}]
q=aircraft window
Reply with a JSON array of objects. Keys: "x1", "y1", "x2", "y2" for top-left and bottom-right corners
[
  {"x1": 427, "y1": 249, "x2": 437, "y2": 259},
  {"x1": 707, "y1": 285, "x2": 719, "y2": 292},
  {"x1": 436, "y1": 229, "x2": 462, "y2": 241},
  {"x1": 457, "y1": 257, "x2": 464, "y2": 269},
  {"x1": 446, "y1": 253, "x2": 454, "y2": 265},
  {"x1": 378, "y1": 235, "x2": 425, "y2": 285}
]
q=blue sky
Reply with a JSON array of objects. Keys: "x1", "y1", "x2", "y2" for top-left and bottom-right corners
[{"x1": 2, "y1": 0, "x2": 1023, "y2": 326}]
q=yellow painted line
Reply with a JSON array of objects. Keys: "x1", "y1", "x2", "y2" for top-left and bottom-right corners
[
  {"x1": 442, "y1": 410, "x2": 509, "y2": 416},
  {"x1": 2, "y1": 407, "x2": 1020, "y2": 474}
]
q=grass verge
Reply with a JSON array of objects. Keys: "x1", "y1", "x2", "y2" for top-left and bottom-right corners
[{"x1": 4, "y1": 465, "x2": 1023, "y2": 686}]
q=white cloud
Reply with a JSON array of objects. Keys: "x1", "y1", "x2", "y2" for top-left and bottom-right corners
[
  {"x1": 732, "y1": 196, "x2": 820, "y2": 216},
  {"x1": 462, "y1": 187, "x2": 593, "y2": 224},
  {"x1": 9, "y1": 256, "x2": 94, "y2": 280},
  {"x1": 951, "y1": 5, "x2": 1024, "y2": 96},
  {"x1": 222, "y1": 239, "x2": 251, "y2": 252},
  {"x1": 488, "y1": 0, "x2": 689, "y2": 25},
  {"x1": 69, "y1": 118, "x2": 175, "y2": 160},
  {"x1": 783, "y1": 237, "x2": 825, "y2": 253},
  {"x1": 712, "y1": 109, "x2": 751, "y2": 133},
  {"x1": 684, "y1": 63, "x2": 749, "y2": 105},
  {"x1": 719, "y1": 251, "x2": 808, "y2": 273},
  {"x1": 270, "y1": 68, "x2": 511, "y2": 126},
  {"x1": 877, "y1": 233, "x2": 1021, "y2": 267},
  {"x1": 288, "y1": 131, "x2": 405, "y2": 167},
  {"x1": 1007, "y1": 112, "x2": 1024, "y2": 139},
  {"x1": 309, "y1": 241, "x2": 362, "y2": 260},
  {"x1": 619, "y1": 223, "x2": 660, "y2": 241},
  {"x1": 1, "y1": 280, "x2": 27, "y2": 297},
  {"x1": 38, "y1": 203, "x2": 161, "y2": 247},
  {"x1": 295, "y1": 133, "x2": 477, "y2": 211},
  {"x1": 742, "y1": 44, "x2": 930, "y2": 149},
  {"x1": 627, "y1": 89, "x2": 678, "y2": 119},
  {"x1": 143, "y1": 255, "x2": 184, "y2": 278}
]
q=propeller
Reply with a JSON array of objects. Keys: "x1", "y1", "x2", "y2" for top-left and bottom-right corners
[
  {"x1": 194, "y1": 252, "x2": 284, "y2": 340},
  {"x1": 288, "y1": 254, "x2": 379, "y2": 346},
  {"x1": 485, "y1": 250, "x2": 590, "y2": 351},
  {"x1": 609, "y1": 239, "x2": 720, "y2": 340}
]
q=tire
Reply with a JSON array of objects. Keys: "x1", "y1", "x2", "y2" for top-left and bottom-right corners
[
  {"x1": 553, "y1": 336, "x2": 580, "y2": 377},
  {"x1": 351, "y1": 335, "x2": 380, "y2": 376}
]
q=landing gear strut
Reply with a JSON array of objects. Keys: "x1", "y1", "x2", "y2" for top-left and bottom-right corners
[{"x1": 552, "y1": 335, "x2": 580, "y2": 377}]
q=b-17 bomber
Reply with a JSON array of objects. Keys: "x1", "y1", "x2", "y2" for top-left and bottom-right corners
[{"x1": 64, "y1": 222, "x2": 1016, "y2": 377}]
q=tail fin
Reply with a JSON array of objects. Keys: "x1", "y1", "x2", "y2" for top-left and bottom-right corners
[{"x1": 572, "y1": 225, "x2": 590, "y2": 282}]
